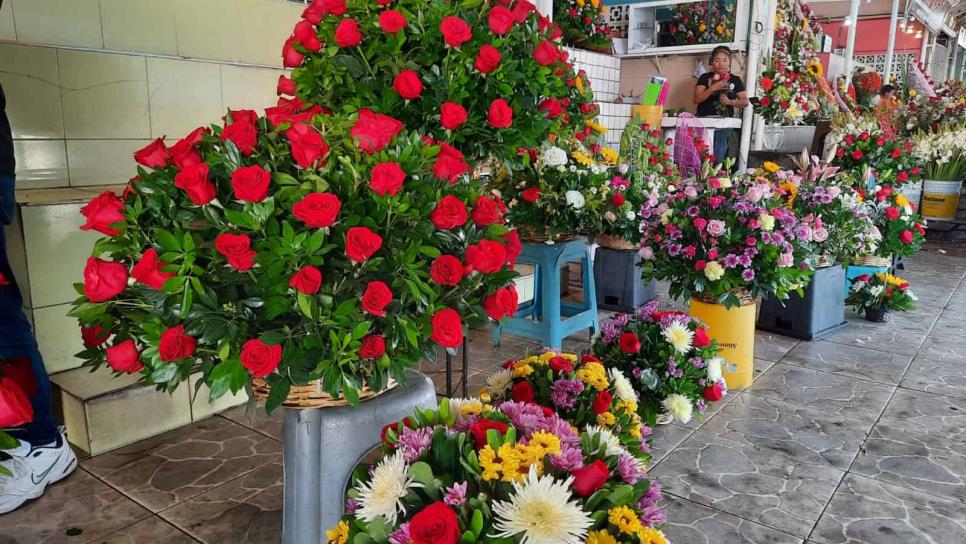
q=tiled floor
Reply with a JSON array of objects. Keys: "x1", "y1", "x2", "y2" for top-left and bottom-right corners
[{"x1": 3, "y1": 243, "x2": 966, "y2": 543}]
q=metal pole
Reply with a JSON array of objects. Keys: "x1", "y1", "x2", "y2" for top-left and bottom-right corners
[
  {"x1": 740, "y1": 0, "x2": 768, "y2": 168},
  {"x1": 884, "y1": 0, "x2": 900, "y2": 82},
  {"x1": 752, "y1": 0, "x2": 777, "y2": 151},
  {"x1": 920, "y1": 30, "x2": 930, "y2": 64},
  {"x1": 843, "y1": 0, "x2": 861, "y2": 85}
]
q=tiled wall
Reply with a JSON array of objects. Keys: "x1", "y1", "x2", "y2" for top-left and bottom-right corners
[{"x1": 566, "y1": 47, "x2": 633, "y2": 149}]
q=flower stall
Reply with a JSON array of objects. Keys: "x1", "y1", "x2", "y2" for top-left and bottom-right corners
[
  {"x1": 555, "y1": 0, "x2": 613, "y2": 53},
  {"x1": 913, "y1": 124, "x2": 966, "y2": 221}
]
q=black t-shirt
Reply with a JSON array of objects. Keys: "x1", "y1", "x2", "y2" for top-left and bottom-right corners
[
  {"x1": 696, "y1": 72, "x2": 745, "y2": 117},
  {"x1": 0, "y1": 84, "x2": 13, "y2": 177}
]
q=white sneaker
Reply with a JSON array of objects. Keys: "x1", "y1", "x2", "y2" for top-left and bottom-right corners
[{"x1": 0, "y1": 427, "x2": 77, "y2": 514}]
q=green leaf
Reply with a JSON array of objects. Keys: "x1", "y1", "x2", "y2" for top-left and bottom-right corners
[
  {"x1": 409, "y1": 461, "x2": 436, "y2": 488},
  {"x1": 470, "y1": 508, "x2": 484, "y2": 536},
  {"x1": 297, "y1": 293, "x2": 314, "y2": 318},
  {"x1": 273, "y1": 172, "x2": 300, "y2": 186},
  {"x1": 0, "y1": 431, "x2": 19, "y2": 450},
  {"x1": 265, "y1": 377, "x2": 291, "y2": 414},
  {"x1": 155, "y1": 229, "x2": 182, "y2": 252},
  {"x1": 342, "y1": 375, "x2": 360, "y2": 406},
  {"x1": 461, "y1": 530, "x2": 477, "y2": 544},
  {"x1": 209, "y1": 359, "x2": 248, "y2": 400},
  {"x1": 351, "y1": 321, "x2": 371, "y2": 340}
]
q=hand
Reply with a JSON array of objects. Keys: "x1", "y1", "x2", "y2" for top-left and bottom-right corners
[
  {"x1": 718, "y1": 94, "x2": 731, "y2": 106},
  {"x1": 711, "y1": 80, "x2": 730, "y2": 92}
]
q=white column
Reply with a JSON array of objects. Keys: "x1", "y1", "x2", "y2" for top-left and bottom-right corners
[
  {"x1": 740, "y1": 0, "x2": 770, "y2": 168},
  {"x1": 536, "y1": 0, "x2": 553, "y2": 19},
  {"x1": 843, "y1": 0, "x2": 861, "y2": 85},
  {"x1": 920, "y1": 30, "x2": 930, "y2": 64},
  {"x1": 883, "y1": 0, "x2": 900, "y2": 82}
]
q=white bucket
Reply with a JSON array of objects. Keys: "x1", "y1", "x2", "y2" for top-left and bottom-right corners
[
  {"x1": 900, "y1": 181, "x2": 923, "y2": 211},
  {"x1": 921, "y1": 180, "x2": 963, "y2": 220}
]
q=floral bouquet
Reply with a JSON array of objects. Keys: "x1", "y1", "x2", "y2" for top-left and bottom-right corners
[
  {"x1": 913, "y1": 123, "x2": 966, "y2": 181},
  {"x1": 896, "y1": 95, "x2": 966, "y2": 135},
  {"x1": 639, "y1": 162, "x2": 815, "y2": 307},
  {"x1": 592, "y1": 303, "x2": 728, "y2": 426},
  {"x1": 556, "y1": 0, "x2": 613, "y2": 53},
  {"x1": 853, "y1": 71, "x2": 883, "y2": 108},
  {"x1": 829, "y1": 113, "x2": 922, "y2": 186},
  {"x1": 846, "y1": 272, "x2": 917, "y2": 322},
  {"x1": 666, "y1": 0, "x2": 735, "y2": 46},
  {"x1": 482, "y1": 350, "x2": 651, "y2": 464},
  {"x1": 332, "y1": 399, "x2": 668, "y2": 544},
  {"x1": 860, "y1": 183, "x2": 926, "y2": 258},
  {"x1": 756, "y1": 0, "x2": 823, "y2": 125}
]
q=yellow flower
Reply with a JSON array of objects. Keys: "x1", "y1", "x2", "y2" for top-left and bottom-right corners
[
  {"x1": 576, "y1": 77, "x2": 585, "y2": 93},
  {"x1": 458, "y1": 399, "x2": 484, "y2": 416},
  {"x1": 576, "y1": 0, "x2": 585, "y2": 6},
  {"x1": 326, "y1": 521, "x2": 350, "y2": 544},
  {"x1": 571, "y1": 150, "x2": 594, "y2": 166},
  {"x1": 608, "y1": 505, "x2": 643, "y2": 535},
  {"x1": 600, "y1": 146, "x2": 619, "y2": 165},
  {"x1": 597, "y1": 412, "x2": 617, "y2": 426},
  {"x1": 629, "y1": 423, "x2": 642, "y2": 438},
  {"x1": 704, "y1": 260, "x2": 725, "y2": 281},
  {"x1": 479, "y1": 390, "x2": 492, "y2": 404},
  {"x1": 875, "y1": 272, "x2": 907, "y2": 287},
  {"x1": 586, "y1": 119, "x2": 607, "y2": 134},
  {"x1": 762, "y1": 161, "x2": 781, "y2": 173},
  {"x1": 807, "y1": 59, "x2": 824, "y2": 78},
  {"x1": 699, "y1": 23, "x2": 707, "y2": 32},
  {"x1": 638, "y1": 527, "x2": 669, "y2": 544},
  {"x1": 586, "y1": 529, "x2": 618, "y2": 544},
  {"x1": 910, "y1": 90, "x2": 917, "y2": 97},
  {"x1": 576, "y1": 362, "x2": 609, "y2": 390},
  {"x1": 527, "y1": 430, "x2": 562, "y2": 456},
  {"x1": 591, "y1": 0, "x2": 600, "y2": 8},
  {"x1": 716, "y1": 23, "x2": 724, "y2": 34},
  {"x1": 779, "y1": 181, "x2": 798, "y2": 209},
  {"x1": 512, "y1": 363, "x2": 534, "y2": 378},
  {"x1": 480, "y1": 443, "x2": 523, "y2": 482},
  {"x1": 895, "y1": 193, "x2": 910, "y2": 208}
]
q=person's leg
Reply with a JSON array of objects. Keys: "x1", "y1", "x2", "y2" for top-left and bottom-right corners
[{"x1": 712, "y1": 129, "x2": 729, "y2": 166}]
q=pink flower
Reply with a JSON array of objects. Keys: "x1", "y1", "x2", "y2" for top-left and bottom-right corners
[
  {"x1": 693, "y1": 217, "x2": 708, "y2": 230},
  {"x1": 707, "y1": 248, "x2": 719, "y2": 260},
  {"x1": 777, "y1": 252, "x2": 794, "y2": 267},
  {"x1": 706, "y1": 219, "x2": 726, "y2": 237},
  {"x1": 709, "y1": 196, "x2": 725, "y2": 208}
]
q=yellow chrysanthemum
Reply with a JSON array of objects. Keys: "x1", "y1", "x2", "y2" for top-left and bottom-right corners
[
  {"x1": 600, "y1": 146, "x2": 619, "y2": 165},
  {"x1": 629, "y1": 423, "x2": 642, "y2": 438},
  {"x1": 762, "y1": 161, "x2": 781, "y2": 173},
  {"x1": 527, "y1": 430, "x2": 562, "y2": 456},
  {"x1": 512, "y1": 363, "x2": 534, "y2": 378},
  {"x1": 638, "y1": 527, "x2": 669, "y2": 544},
  {"x1": 561, "y1": 353, "x2": 578, "y2": 362},
  {"x1": 597, "y1": 412, "x2": 617, "y2": 427},
  {"x1": 480, "y1": 443, "x2": 523, "y2": 482},
  {"x1": 586, "y1": 119, "x2": 607, "y2": 134},
  {"x1": 576, "y1": 362, "x2": 609, "y2": 390},
  {"x1": 591, "y1": 0, "x2": 600, "y2": 8},
  {"x1": 326, "y1": 521, "x2": 350, "y2": 544},
  {"x1": 608, "y1": 505, "x2": 643, "y2": 535},
  {"x1": 572, "y1": 150, "x2": 594, "y2": 166},
  {"x1": 586, "y1": 529, "x2": 618, "y2": 544},
  {"x1": 576, "y1": 0, "x2": 585, "y2": 6},
  {"x1": 479, "y1": 390, "x2": 492, "y2": 404},
  {"x1": 895, "y1": 193, "x2": 910, "y2": 207},
  {"x1": 617, "y1": 399, "x2": 639, "y2": 413},
  {"x1": 458, "y1": 399, "x2": 484, "y2": 416}
]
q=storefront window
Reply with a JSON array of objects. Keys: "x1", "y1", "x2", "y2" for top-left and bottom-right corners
[{"x1": 609, "y1": 0, "x2": 745, "y2": 55}]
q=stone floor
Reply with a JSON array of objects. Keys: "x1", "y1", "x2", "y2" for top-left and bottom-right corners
[{"x1": 2, "y1": 243, "x2": 966, "y2": 543}]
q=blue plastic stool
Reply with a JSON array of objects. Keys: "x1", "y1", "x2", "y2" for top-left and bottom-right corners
[
  {"x1": 844, "y1": 264, "x2": 891, "y2": 298},
  {"x1": 491, "y1": 239, "x2": 599, "y2": 349}
]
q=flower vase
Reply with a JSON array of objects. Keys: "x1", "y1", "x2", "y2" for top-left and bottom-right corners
[
  {"x1": 864, "y1": 307, "x2": 890, "y2": 323},
  {"x1": 689, "y1": 290, "x2": 756, "y2": 389}
]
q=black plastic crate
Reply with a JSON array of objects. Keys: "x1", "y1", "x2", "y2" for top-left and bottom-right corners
[
  {"x1": 593, "y1": 247, "x2": 657, "y2": 312},
  {"x1": 757, "y1": 265, "x2": 846, "y2": 340}
]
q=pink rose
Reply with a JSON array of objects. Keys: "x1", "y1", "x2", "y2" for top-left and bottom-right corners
[{"x1": 706, "y1": 220, "x2": 726, "y2": 237}]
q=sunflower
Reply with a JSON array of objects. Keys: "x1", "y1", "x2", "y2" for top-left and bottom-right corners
[
  {"x1": 779, "y1": 181, "x2": 798, "y2": 208},
  {"x1": 600, "y1": 146, "x2": 619, "y2": 165},
  {"x1": 585, "y1": 119, "x2": 607, "y2": 134},
  {"x1": 608, "y1": 505, "x2": 642, "y2": 535},
  {"x1": 326, "y1": 521, "x2": 350, "y2": 544},
  {"x1": 807, "y1": 60, "x2": 823, "y2": 78},
  {"x1": 571, "y1": 150, "x2": 595, "y2": 167},
  {"x1": 875, "y1": 272, "x2": 907, "y2": 287}
]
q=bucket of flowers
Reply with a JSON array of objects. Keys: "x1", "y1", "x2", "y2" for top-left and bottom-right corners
[
  {"x1": 828, "y1": 113, "x2": 922, "y2": 187},
  {"x1": 846, "y1": 273, "x2": 917, "y2": 323},
  {"x1": 331, "y1": 398, "x2": 668, "y2": 544},
  {"x1": 591, "y1": 302, "x2": 728, "y2": 426}
]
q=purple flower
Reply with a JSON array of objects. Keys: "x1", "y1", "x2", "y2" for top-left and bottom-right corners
[
  {"x1": 537, "y1": 414, "x2": 581, "y2": 446},
  {"x1": 389, "y1": 523, "x2": 411, "y2": 544},
  {"x1": 551, "y1": 379, "x2": 585, "y2": 410},
  {"x1": 761, "y1": 232, "x2": 773, "y2": 244},
  {"x1": 345, "y1": 498, "x2": 360, "y2": 515},
  {"x1": 637, "y1": 299, "x2": 661, "y2": 319},
  {"x1": 738, "y1": 254, "x2": 752, "y2": 267},
  {"x1": 444, "y1": 481, "x2": 468, "y2": 506},
  {"x1": 691, "y1": 356, "x2": 705, "y2": 369},
  {"x1": 641, "y1": 481, "x2": 663, "y2": 507},
  {"x1": 549, "y1": 443, "x2": 585, "y2": 471},
  {"x1": 500, "y1": 401, "x2": 548, "y2": 433},
  {"x1": 741, "y1": 268, "x2": 756, "y2": 281},
  {"x1": 723, "y1": 254, "x2": 740, "y2": 268},
  {"x1": 397, "y1": 426, "x2": 434, "y2": 462},
  {"x1": 640, "y1": 504, "x2": 667, "y2": 527},
  {"x1": 618, "y1": 454, "x2": 646, "y2": 484},
  {"x1": 667, "y1": 243, "x2": 681, "y2": 256}
]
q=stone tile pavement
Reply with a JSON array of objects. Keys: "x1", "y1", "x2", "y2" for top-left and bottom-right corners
[{"x1": 2, "y1": 243, "x2": 965, "y2": 543}]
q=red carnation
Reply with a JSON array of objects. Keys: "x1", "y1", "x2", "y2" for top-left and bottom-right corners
[
  {"x1": 704, "y1": 383, "x2": 724, "y2": 402},
  {"x1": 900, "y1": 229, "x2": 914, "y2": 244},
  {"x1": 611, "y1": 193, "x2": 626, "y2": 206},
  {"x1": 885, "y1": 206, "x2": 900, "y2": 220}
]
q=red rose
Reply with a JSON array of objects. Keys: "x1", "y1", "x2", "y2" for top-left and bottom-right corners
[
  {"x1": 293, "y1": 20, "x2": 322, "y2": 51},
  {"x1": 430, "y1": 195, "x2": 469, "y2": 230},
  {"x1": 511, "y1": 0, "x2": 535, "y2": 22},
  {"x1": 430, "y1": 308, "x2": 463, "y2": 349},
  {"x1": 469, "y1": 418, "x2": 509, "y2": 448},
  {"x1": 483, "y1": 285, "x2": 518, "y2": 321},
  {"x1": 80, "y1": 191, "x2": 125, "y2": 236},
  {"x1": 522, "y1": 187, "x2": 541, "y2": 202},
  {"x1": 592, "y1": 390, "x2": 612, "y2": 414},
  {"x1": 81, "y1": 325, "x2": 111, "y2": 349},
  {"x1": 475, "y1": 44, "x2": 502, "y2": 74},
  {"x1": 465, "y1": 240, "x2": 507, "y2": 274},
  {"x1": 158, "y1": 325, "x2": 197, "y2": 362},
  {"x1": 221, "y1": 114, "x2": 258, "y2": 156},
  {"x1": 472, "y1": 196, "x2": 503, "y2": 226},
  {"x1": 876, "y1": 136, "x2": 886, "y2": 146},
  {"x1": 433, "y1": 142, "x2": 471, "y2": 183},
  {"x1": 359, "y1": 334, "x2": 386, "y2": 358},
  {"x1": 502, "y1": 229, "x2": 521, "y2": 268},
  {"x1": 891, "y1": 148, "x2": 901, "y2": 158},
  {"x1": 379, "y1": 9, "x2": 407, "y2": 34},
  {"x1": 533, "y1": 40, "x2": 559, "y2": 66},
  {"x1": 380, "y1": 417, "x2": 414, "y2": 447},
  {"x1": 105, "y1": 339, "x2": 143, "y2": 374},
  {"x1": 282, "y1": 37, "x2": 305, "y2": 68},
  {"x1": 538, "y1": 97, "x2": 563, "y2": 119},
  {"x1": 571, "y1": 460, "x2": 609, "y2": 497},
  {"x1": 440, "y1": 102, "x2": 468, "y2": 130},
  {"x1": 351, "y1": 109, "x2": 404, "y2": 154},
  {"x1": 240, "y1": 339, "x2": 283, "y2": 378},
  {"x1": 693, "y1": 327, "x2": 711, "y2": 348},
  {"x1": 488, "y1": 6, "x2": 515, "y2": 35},
  {"x1": 335, "y1": 18, "x2": 363, "y2": 47},
  {"x1": 83, "y1": 257, "x2": 128, "y2": 302},
  {"x1": 215, "y1": 232, "x2": 257, "y2": 271},
  {"x1": 897, "y1": 171, "x2": 909, "y2": 182},
  {"x1": 361, "y1": 281, "x2": 393, "y2": 316},
  {"x1": 760, "y1": 96, "x2": 771, "y2": 106},
  {"x1": 0, "y1": 378, "x2": 33, "y2": 428},
  {"x1": 370, "y1": 162, "x2": 407, "y2": 197},
  {"x1": 293, "y1": 192, "x2": 342, "y2": 228},
  {"x1": 409, "y1": 502, "x2": 460, "y2": 544},
  {"x1": 487, "y1": 99, "x2": 513, "y2": 128},
  {"x1": 851, "y1": 150, "x2": 863, "y2": 160},
  {"x1": 885, "y1": 206, "x2": 900, "y2": 220},
  {"x1": 174, "y1": 163, "x2": 217, "y2": 206},
  {"x1": 611, "y1": 193, "x2": 626, "y2": 206},
  {"x1": 393, "y1": 69, "x2": 423, "y2": 100},
  {"x1": 914, "y1": 223, "x2": 926, "y2": 235},
  {"x1": 440, "y1": 16, "x2": 472, "y2": 47},
  {"x1": 277, "y1": 75, "x2": 296, "y2": 96},
  {"x1": 289, "y1": 265, "x2": 323, "y2": 294},
  {"x1": 511, "y1": 380, "x2": 535, "y2": 403},
  {"x1": 131, "y1": 248, "x2": 174, "y2": 290},
  {"x1": 430, "y1": 255, "x2": 464, "y2": 286},
  {"x1": 286, "y1": 123, "x2": 329, "y2": 169},
  {"x1": 549, "y1": 356, "x2": 573, "y2": 373},
  {"x1": 703, "y1": 383, "x2": 724, "y2": 402},
  {"x1": 619, "y1": 332, "x2": 641, "y2": 354},
  {"x1": 844, "y1": 134, "x2": 855, "y2": 145},
  {"x1": 231, "y1": 164, "x2": 271, "y2": 203},
  {"x1": 900, "y1": 229, "x2": 914, "y2": 244},
  {"x1": 134, "y1": 138, "x2": 170, "y2": 169},
  {"x1": 170, "y1": 127, "x2": 208, "y2": 169},
  {"x1": 345, "y1": 226, "x2": 383, "y2": 262},
  {"x1": 302, "y1": 0, "x2": 346, "y2": 22}
]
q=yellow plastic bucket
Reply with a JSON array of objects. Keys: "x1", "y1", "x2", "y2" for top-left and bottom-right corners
[
  {"x1": 921, "y1": 180, "x2": 963, "y2": 220},
  {"x1": 689, "y1": 296, "x2": 756, "y2": 389},
  {"x1": 631, "y1": 105, "x2": 664, "y2": 130}
]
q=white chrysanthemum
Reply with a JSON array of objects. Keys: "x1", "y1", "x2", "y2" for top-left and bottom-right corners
[
  {"x1": 565, "y1": 191, "x2": 586, "y2": 209},
  {"x1": 706, "y1": 356, "x2": 723, "y2": 383},
  {"x1": 759, "y1": 213, "x2": 776, "y2": 231},
  {"x1": 486, "y1": 369, "x2": 514, "y2": 396},
  {"x1": 608, "y1": 368, "x2": 638, "y2": 402},
  {"x1": 354, "y1": 451, "x2": 420, "y2": 525},
  {"x1": 447, "y1": 396, "x2": 484, "y2": 416},
  {"x1": 491, "y1": 467, "x2": 593, "y2": 544},
  {"x1": 543, "y1": 146, "x2": 568, "y2": 167},
  {"x1": 662, "y1": 322, "x2": 694, "y2": 354},
  {"x1": 663, "y1": 394, "x2": 694, "y2": 424},
  {"x1": 585, "y1": 425, "x2": 624, "y2": 457},
  {"x1": 704, "y1": 261, "x2": 725, "y2": 281}
]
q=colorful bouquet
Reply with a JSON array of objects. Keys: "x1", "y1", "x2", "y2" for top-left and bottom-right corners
[
  {"x1": 847, "y1": 272, "x2": 917, "y2": 322},
  {"x1": 896, "y1": 95, "x2": 966, "y2": 135},
  {"x1": 756, "y1": 0, "x2": 823, "y2": 125},
  {"x1": 593, "y1": 303, "x2": 728, "y2": 426},
  {"x1": 333, "y1": 399, "x2": 668, "y2": 544},
  {"x1": 483, "y1": 350, "x2": 651, "y2": 464},
  {"x1": 860, "y1": 182, "x2": 926, "y2": 257},
  {"x1": 666, "y1": 0, "x2": 736, "y2": 46},
  {"x1": 829, "y1": 113, "x2": 922, "y2": 186},
  {"x1": 853, "y1": 71, "x2": 883, "y2": 108},
  {"x1": 556, "y1": 0, "x2": 613, "y2": 53},
  {"x1": 913, "y1": 123, "x2": 966, "y2": 181},
  {"x1": 639, "y1": 162, "x2": 815, "y2": 307}
]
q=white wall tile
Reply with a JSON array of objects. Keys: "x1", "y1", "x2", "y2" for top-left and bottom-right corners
[
  {"x1": 11, "y1": 0, "x2": 102, "y2": 48},
  {"x1": 59, "y1": 50, "x2": 150, "y2": 139},
  {"x1": 147, "y1": 57, "x2": 223, "y2": 138}
]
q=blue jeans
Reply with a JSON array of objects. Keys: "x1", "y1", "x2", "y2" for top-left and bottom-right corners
[
  {"x1": 713, "y1": 129, "x2": 733, "y2": 168},
  {"x1": 0, "y1": 173, "x2": 58, "y2": 446}
]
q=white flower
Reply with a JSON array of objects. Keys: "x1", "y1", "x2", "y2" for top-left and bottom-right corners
[
  {"x1": 667, "y1": 184, "x2": 677, "y2": 193},
  {"x1": 625, "y1": 210, "x2": 636, "y2": 220},
  {"x1": 759, "y1": 213, "x2": 776, "y2": 231},
  {"x1": 486, "y1": 369, "x2": 513, "y2": 396},
  {"x1": 569, "y1": 165, "x2": 577, "y2": 172},
  {"x1": 663, "y1": 394, "x2": 694, "y2": 424},
  {"x1": 662, "y1": 322, "x2": 694, "y2": 354},
  {"x1": 604, "y1": 211, "x2": 617, "y2": 222},
  {"x1": 584, "y1": 425, "x2": 624, "y2": 457},
  {"x1": 354, "y1": 451, "x2": 421, "y2": 525},
  {"x1": 447, "y1": 396, "x2": 484, "y2": 415},
  {"x1": 608, "y1": 369, "x2": 638, "y2": 402},
  {"x1": 491, "y1": 467, "x2": 593, "y2": 544},
  {"x1": 543, "y1": 146, "x2": 568, "y2": 167},
  {"x1": 717, "y1": 177, "x2": 733, "y2": 189},
  {"x1": 704, "y1": 261, "x2": 725, "y2": 281},
  {"x1": 565, "y1": 191, "x2": 586, "y2": 209},
  {"x1": 659, "y1": 209, "x2": 673, "y2": 224},
  {"x1": 706, "y1": 356, "x2": 723, "y2": 382},
  {"x1": 869, "y1": 285, "x2": 884, "y2": 297}
]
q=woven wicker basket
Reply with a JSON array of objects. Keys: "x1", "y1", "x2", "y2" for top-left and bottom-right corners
[
  {"x1": 252, "y1": 378, "x2": 396, "y2": 409},
  {"x1": 596, "y1": 234, "x2": 638, "y2": 251},
  {"x1": 853, "y1": 254, "x2": 891, "y2": 267},
  {"x1": 691, "y1": 289, "x2": 755, "y2": 306},
  {"x1": 518, "y1": 225, "x2": 576, "y2": 244}
]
